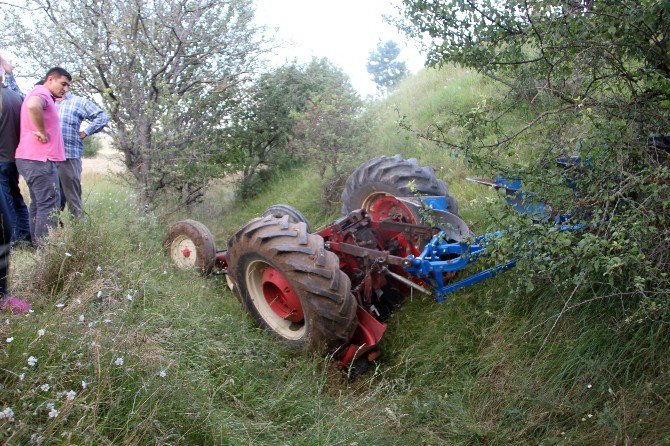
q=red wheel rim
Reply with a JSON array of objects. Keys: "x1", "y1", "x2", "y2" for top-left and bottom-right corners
[
  {"x1": 366, "y1": 194, "x2": 417, "y2": 224},
  {"x1": 261, "y1": 267, "x2": 304, "y2": 322}
]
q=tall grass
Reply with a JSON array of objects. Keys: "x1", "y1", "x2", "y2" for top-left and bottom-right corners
[{"x1": 0, "y1": 176, "x2": 412, "y2": 444}]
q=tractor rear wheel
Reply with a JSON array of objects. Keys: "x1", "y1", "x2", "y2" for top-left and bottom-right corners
[
  {"x1": 341, "y1": 154, "x2": 459, "y2": 220},
  {"x1": 262, "y1": 204, "x2": 311, "y2": 232},
  {"x1": 226, "y1": 214, "x2": 357, "y2": 351},
  {"x1": 164, "y1": 219, "x2": 217, "y2": 275}
]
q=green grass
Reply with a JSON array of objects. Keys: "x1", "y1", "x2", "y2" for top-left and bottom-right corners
[{"x1": 1, "y1": 65, "x2": 669, "y2": 444}]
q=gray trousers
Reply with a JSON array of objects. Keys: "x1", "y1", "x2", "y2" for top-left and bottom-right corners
[
  {"x1": 15, "y1": 159, "x2": 61, "y2": 243},
  {"x1": 57, "y1": 158, "x2": 83, "y2": 217}
]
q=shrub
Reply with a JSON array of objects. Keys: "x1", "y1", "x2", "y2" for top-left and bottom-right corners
[{"x1": 82, "y1": 134, "x2": 102, "y2": 158}]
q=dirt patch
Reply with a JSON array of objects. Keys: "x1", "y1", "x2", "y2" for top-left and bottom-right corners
[{"x1": 82, "y1": 145, "x2": 125, "y2": 175}]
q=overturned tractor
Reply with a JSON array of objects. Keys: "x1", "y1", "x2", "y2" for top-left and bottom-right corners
[{"x1": 165, "y1": 155, "x2": 572, "y2": 371}]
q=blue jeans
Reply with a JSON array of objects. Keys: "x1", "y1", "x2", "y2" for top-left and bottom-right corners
[{"x1": 0, "y1": 162, "x2": 31, "y2": 244}]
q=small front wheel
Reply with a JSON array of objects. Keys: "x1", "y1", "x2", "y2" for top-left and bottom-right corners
[{"x1": 164, "y1": 219, "x2": 217, "y2": 275}]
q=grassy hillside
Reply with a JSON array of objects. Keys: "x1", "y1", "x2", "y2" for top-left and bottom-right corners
[{"x1": 1, "y1": 66, "x2": 669, "y2": 445}]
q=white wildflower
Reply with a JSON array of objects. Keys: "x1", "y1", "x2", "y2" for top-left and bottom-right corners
[
  {"x1": 159, "y1": 370, "x2": 166, "y2": 378},
  {"x1": 96, "y1": 266, "x2": 102, "y2": 273},
  {"x1": 587, "y1": 384, "x2": 592, "y2": 389},
  {"x1": 96, "y1": 291, "x2": 102, "y2": 298},
  {"x1": 90, "y1": 341, "x2": 97, "y2": 347},
  {"x1": 27, "y1": 356, "x2": 37, "y2": 366},
  {"x1": 0, "y1": 407, "x2": 14, "y2": 421},
  {"x1": 40, "y1": 383, "x2": 50, "y2": 392},
  {"x1": 48, "y1": 407, "x2": 59, "y2": 418},
  {"x1": 18, "y1": 373, "x2": 24, "y2": 381},
  {"x1": 103, "y1": 319, "x2": 111, "y2": 324},
  {"x1": 126, "y1": 294, "x2": 133, "y2": 301},
  {"x1": 55, "y1": 303, "x2": 65, "y2": 308},
  {"x1": 66, "y1": 390, "x2": 76, "y2": 401},
  {"x1": 87, "y1": 322, "x2": 93, "y2": 328},
  {"x1": 6, "y1": 337, "x2": 13, "y2": 343},
  {"x1": 65, "y1": 252, "x2": 72, "y2": 257},
  {"x1": 38, "y1": 329, "x2": 45, "y2": 337},
  {"x1": 162, "y1": 270, "x2": 167, "y2": 275},
  {"x1": 81, "y1": 381, "x2": 87, "y2": 389},
  {"x1": 587, "y1": 413, "x2": 593, "y2": 418},
  {"x1": 76, "y1": 299, "x2": 81, "y2": 304},
  {"x1": 78, "y1": 315, "x2": 85, "y2": 323},
  {"x1": 114, "y1": 357, "x2": 124, "y2": 366}
]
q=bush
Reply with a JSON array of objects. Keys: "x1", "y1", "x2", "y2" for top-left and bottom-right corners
[
  {"x1": 399, "y1": 0, "x2": 670, "y2": 322},
  {"x1": 82, "y1": 134, "x2": 102, "y2": 158}
]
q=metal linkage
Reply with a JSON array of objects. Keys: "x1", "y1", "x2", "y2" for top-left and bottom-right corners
[{"x1": 403, "y1": 231, "x2": 517, "y2": 302}]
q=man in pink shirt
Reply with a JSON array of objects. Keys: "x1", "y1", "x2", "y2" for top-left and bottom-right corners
[{"x1": 15, "y1": 67, "x2": 71, "y2": 244}]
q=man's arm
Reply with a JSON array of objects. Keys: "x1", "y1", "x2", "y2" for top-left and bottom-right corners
[
  {"x1": 27, "y1": 96, "x2": 48, "y2": 143},
  {"x1": 80, "y1": 99, "x2": 110, "y2": 138},
  {"x1": 1, "y1": 59, "x2": 25, "y2": 100},
  {"x1": 5, "y1": 75, "x2": 25, "y2": 100}
]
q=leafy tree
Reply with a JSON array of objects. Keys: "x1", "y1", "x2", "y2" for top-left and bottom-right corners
[
  {"x1": 225, "y1": 58, "x2": 366, "y2": 200},
  {"x1": 291, "y1": 62, "x2": 369, "y2": 211},
  {"x1": 366, "y1": 40, "x2": 409, "y2": 91},
  {"x1": 399, "y1": 1, "x2": 670, "y2": 318},
  {"x1": 3, "y1": 0, "x2": 266, "y2": 206},
  {"x1": 224, "y1": 64, "x2": 309, "y2": 198}
]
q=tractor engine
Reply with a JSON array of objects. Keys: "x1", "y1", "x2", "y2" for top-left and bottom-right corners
[
  {"x1": 316, "y1": 198, "x2": 442, "y2": 368},
  {"x1": 318, "y1": 207, "x2": 430, "y2": 322}
]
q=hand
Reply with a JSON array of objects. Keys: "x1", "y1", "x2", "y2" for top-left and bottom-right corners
[
  {"x1": 1, "y1": 57, "x2": 13, "y2": 75},
  {"x1": 32, "y1": 130, "x2": 48, "y2": 143},
  {"x1": 79, "y1": 131, "x2": 87, "y2": 139}
]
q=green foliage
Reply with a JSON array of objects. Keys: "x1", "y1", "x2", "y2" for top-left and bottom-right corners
[
  {"x1": 290, "y1": 61, "x2": 370, "y2": 212},
  {"x1": 82, "y1": 134, "x2": 102, "y2": 158},
  {"x1": 225, "y1": 58, "x2": 367, "y2": 205},
  {"x1": 367, "y1": 40, "x2": 409, "y2": 91},
  {"x1": 224, "y1": 63, "x2": 310, "y2": 195},
  {"x1": 399, "y1": 0, "x2": 670, "y2": 320}
]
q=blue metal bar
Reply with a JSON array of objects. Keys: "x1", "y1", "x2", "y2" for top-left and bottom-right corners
[
  {"x1": 433, "y1": 259, "x2": 517, "y2": 302},
  {"x1": 403, "y1": 230, "x2": 509, "y2": 301}
]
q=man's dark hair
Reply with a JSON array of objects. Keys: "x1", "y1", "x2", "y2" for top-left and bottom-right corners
[{"x1": 44, "y1": 67, "x2": 72, "y2": 82}]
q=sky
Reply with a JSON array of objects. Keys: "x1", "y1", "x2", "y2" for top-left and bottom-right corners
[{"x1": 253, "y1": 0, "x2": 426, "y2": 97}]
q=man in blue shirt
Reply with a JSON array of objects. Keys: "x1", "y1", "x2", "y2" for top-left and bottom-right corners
[{"x1": 56, "y1": 92, "x2": 109, "y2": 217}]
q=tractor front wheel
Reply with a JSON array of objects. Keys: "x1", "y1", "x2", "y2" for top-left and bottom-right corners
[
  {"x1": 226, "y1": 214, "x2": 357, "y2": 350},
  {"x1": 164, "y1": 219, "x2": 217, "y2": 275}
]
